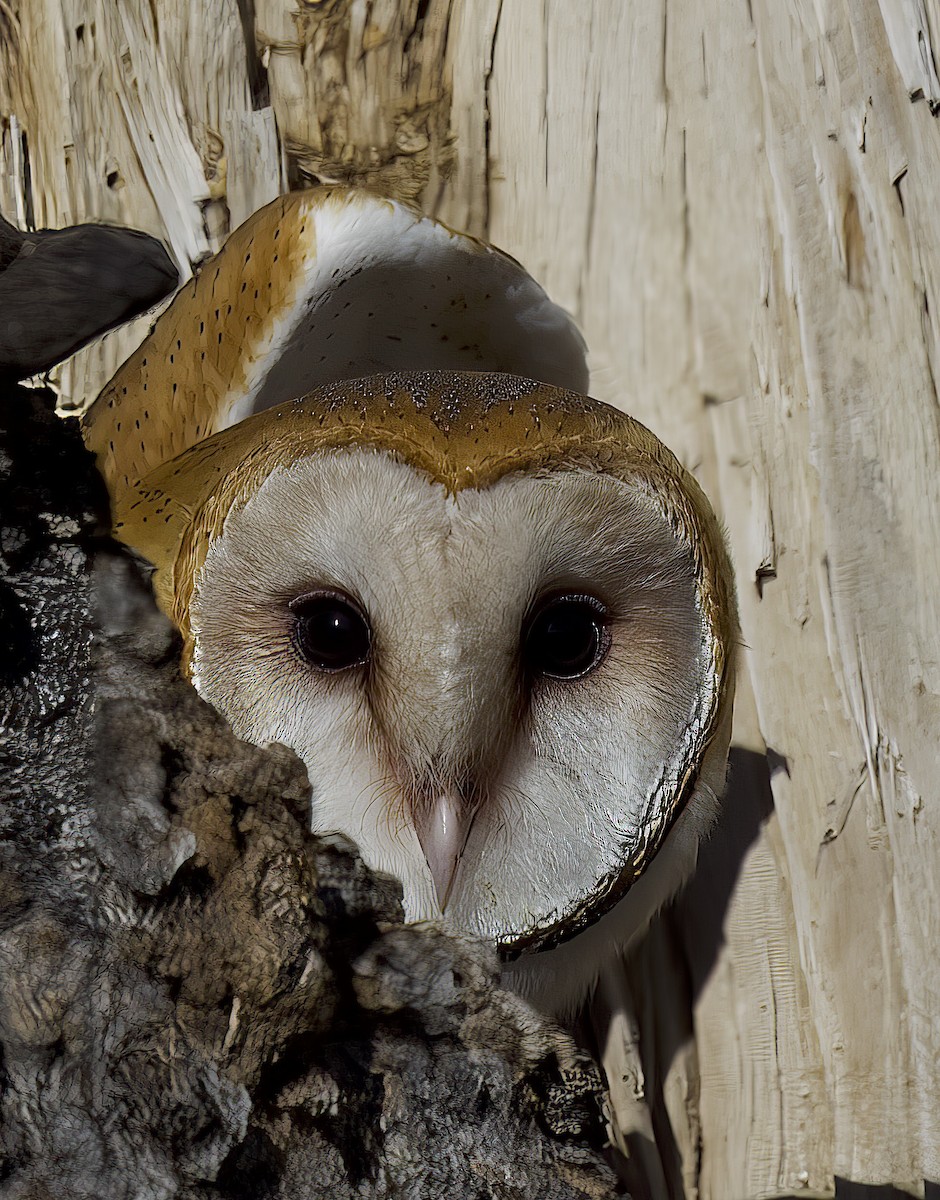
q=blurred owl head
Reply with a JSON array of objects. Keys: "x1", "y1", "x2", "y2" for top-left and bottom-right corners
[{"x1": 84, "y1": 189, "x2": 736, "y2": 992}]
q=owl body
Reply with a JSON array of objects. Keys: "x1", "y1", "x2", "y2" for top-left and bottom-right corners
[{"x1": 83, "y1": 189, "x2": 736, "y2": 1019}]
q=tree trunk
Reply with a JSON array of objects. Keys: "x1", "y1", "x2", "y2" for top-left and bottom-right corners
[{"x1": 2, "y1": 2, "x2": 939, "y2": 1196}]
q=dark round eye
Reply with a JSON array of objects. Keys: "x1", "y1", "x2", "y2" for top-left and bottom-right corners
[
  {"x1": 289, "y1": 590, "x2": 371, "y2": 672},
  {"x1": 524, "y1": 594, "x2": 609, "y2": 681}
]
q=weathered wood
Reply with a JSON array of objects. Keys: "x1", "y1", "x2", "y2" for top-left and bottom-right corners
[
  {"x1": 0, "y1": 0, "x2": 280, "y2": 405},
  {"x1": 2, "y1": 1, "x2": 938, "y2": 1196}
]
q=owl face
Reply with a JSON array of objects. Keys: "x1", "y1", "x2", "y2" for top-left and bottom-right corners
[{"x1": 188, "y1": 438, "x2": 719, "y2": 953}]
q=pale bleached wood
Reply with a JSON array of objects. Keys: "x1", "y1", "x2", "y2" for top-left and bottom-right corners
[
  {"x1": 254, "y1": 0, "x2": 455, "y2": 203},
  {"x1": 0, "y1": 0, "x2": 280, "y2": 409},
  {"x1": 3, "y1": 1, "x2": 938, "y2": 1196}
]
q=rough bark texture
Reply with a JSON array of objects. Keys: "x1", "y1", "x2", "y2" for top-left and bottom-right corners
[
  {"x1": 2, "y1": 2, "x2": 939, "y2": 1198},
  {"x1": 0, "y1": 383, "x2": 616, "y2": 1197}
]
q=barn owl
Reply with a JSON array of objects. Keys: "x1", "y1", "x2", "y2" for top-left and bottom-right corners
[{"x1": 83, "y1": 188, "x2": 736, "y2": 1016}]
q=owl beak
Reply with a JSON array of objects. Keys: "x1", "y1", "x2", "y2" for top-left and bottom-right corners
[{"x1": 413, "y1": 793, "x2": 476, "y2": 912}]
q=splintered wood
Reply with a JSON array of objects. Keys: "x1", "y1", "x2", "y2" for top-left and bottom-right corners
[{"x1": 2, "y1": 1, "x2": 938, "y2": 1196}]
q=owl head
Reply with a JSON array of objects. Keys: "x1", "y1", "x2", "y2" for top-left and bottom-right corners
[{"x1": 84, "y1": 189, "x2": 736, "y2": 980}]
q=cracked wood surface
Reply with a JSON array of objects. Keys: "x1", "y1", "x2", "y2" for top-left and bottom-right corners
[{"x1": 2, "y1": 0, "x2": 939, "y2": 1196}]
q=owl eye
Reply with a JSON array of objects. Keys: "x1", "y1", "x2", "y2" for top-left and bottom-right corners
[
  {"x1": 524, "y1": 594, "x2": 610, "y2": 681},
  {"x1": 289, "y1": 590, "x2": 371, "y2": 672}
]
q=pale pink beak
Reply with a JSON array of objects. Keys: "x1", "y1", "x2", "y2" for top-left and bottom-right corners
[{"x1": 413, "y1": 792, "x2": 476, "y2": 911}]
